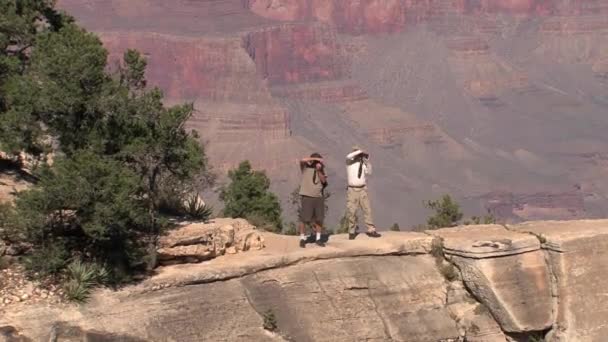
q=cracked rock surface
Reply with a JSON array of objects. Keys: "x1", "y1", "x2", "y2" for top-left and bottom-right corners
[{"x1": 2, "y1": 220, "x2": 608, "y2": 341}]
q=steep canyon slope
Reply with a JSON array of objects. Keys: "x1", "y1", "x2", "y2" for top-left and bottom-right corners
[{"x1": 57, "y1": 0, "x2": 608, "y2": 227}]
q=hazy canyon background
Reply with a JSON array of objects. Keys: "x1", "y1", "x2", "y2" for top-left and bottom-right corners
[{"x1": 56, "y1": 0, "x2": 608, "y2": 228}]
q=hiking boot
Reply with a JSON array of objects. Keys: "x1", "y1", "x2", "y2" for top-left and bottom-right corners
[
  {"x1": 348, "y1": 233, "x2": 358, "y2": 240},
  {"x1": 366, "y1": 231, "x2": 382, "y2": 238},
  {"x1": 315, "y1": 240, "x2": 326, "y2": 247},
  {"x1": 299, "y1": 239, "x2": 306, "y2": 248}
]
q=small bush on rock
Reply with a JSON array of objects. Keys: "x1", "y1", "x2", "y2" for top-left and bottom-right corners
[
  {"x1": 390, "y1": 223, "x2": 400, "y2": 231},
  {"x1": 0, "y1": 256, "x2": 10, "y2": 270},
  {"x1": 24, "y1": 241, "x2": 69, "y2": 278},
  {"x1": 220, "y1": 161, "x2": 282, "y2": 232},
  {"x1": 263, "y1": 309, "x2": 278, "y2": 332},
  {"x1": 183, "y1": 193, "x2": 213, "y2": 221},
  {"x1": 438, "y1": 262, "x2": 459, "y2": 282},
  {"x1": 283, "y1": 222, "x2": 298, "y2": 236},
  {"x1": 64, "y1": 259, "x2": 109, "y2": 303},
  {"x1": 425, "y1": 195, "x2": 463, "y2": 229}
]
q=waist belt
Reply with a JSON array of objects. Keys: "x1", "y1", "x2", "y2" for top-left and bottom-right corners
[{"x1": 348, "y1": 185, "x2": 366, "y2": 188}]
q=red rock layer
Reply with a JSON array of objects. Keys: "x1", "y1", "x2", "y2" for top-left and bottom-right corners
[
  {"x1": 243, "y1": 0, "x2": 434, "y2": 35},
  {"x1": 483, "y1": 191, "x2": 586, "y2": 222},
  {"x1": 454, "y1": 0, "x2": 555, "y2": 15},
  {"x1": 100, "y1": 32, "x2": 290, "y2": 141},
  {"x1": 270, "y1": 81, "x2": 368, "y2": 103},
  {"x1": 243, "y1": 23, "x2": 346, "y2": 86},
  {"x1": 101, "y1": 32, "x2": 275, "y2": 102},
  {"x1": 446, "y1": 36, "x2": 528, "y2": 97}
]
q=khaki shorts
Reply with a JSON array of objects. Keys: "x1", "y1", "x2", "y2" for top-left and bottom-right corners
[{"x1": 300, "y1": 196, "x2": 325, "y2": 224}]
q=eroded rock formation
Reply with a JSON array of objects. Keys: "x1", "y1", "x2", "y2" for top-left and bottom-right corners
[
  {"x1": 2, "y1": 219, "x2": 608, "y2": 341},
  {"x1": 55, "y1": 0, "x2": 608, "y2": 226},
  {"x1": 157, "y1": 218, "x2": 265, "y2": 265}
]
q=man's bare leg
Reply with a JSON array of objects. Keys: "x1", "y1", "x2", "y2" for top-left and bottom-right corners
[
  {"x1": 299, "y1": 222, "x2": 308, "y2": 248},
  {"x1": 313, "y1": 222, "x2": 325, "y2": 246}
]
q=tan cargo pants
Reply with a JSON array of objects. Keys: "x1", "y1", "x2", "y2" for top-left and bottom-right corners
[{"x1": 346, "y1": 186, "x2": 375, "y2": 234}]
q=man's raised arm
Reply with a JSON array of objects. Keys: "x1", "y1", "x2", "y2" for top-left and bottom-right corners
[{"x1": 346, "y1": 150, "x2": 363, "y2": 160}]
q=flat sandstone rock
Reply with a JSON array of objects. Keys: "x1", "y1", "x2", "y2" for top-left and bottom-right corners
[
  {"x1": 428, "y1": 225, "x2": 552, "y2": 333},
  {"x1": 511, "y1": 220, "x2": 608, "y2": 341}
]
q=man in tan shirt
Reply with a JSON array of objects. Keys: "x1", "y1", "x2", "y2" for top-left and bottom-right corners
[{"x1": 298, "y1": 153, "x2": 327, "y2": 248}]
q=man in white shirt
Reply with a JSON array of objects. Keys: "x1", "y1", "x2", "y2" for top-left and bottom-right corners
[{"x1": 345, "y1": 146, "x2": 381, "y2": 240}]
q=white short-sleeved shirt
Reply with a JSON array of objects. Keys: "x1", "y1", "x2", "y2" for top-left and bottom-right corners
[{"x1": 346, "y1": 150, "x2": 372, "y2": 187}]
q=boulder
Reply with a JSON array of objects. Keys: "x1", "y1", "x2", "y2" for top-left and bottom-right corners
[
  {"x1": 428, "y1": 225, "x2": 553, "y2": 333},
  {"x1": 157, "y1": 218, "x2": 264, "y2": 265},
  {"x1": 511, "y1": 220, "x2": 608, "y2": 341}
]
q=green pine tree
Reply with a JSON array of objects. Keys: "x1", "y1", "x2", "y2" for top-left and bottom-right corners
[
  {"x1": 1, "y1": 2, "x2": 210, "y2": 283},
  {"x1": 424, "y1": 195, "x2": 464, "y2": 229},
  {"x1": 220, "y1": 161, "x2": 282, "y2": 233}
]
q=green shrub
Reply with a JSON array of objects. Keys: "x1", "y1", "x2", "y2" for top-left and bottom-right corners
[
  {"x1": 528, "y1": 333, "x2": 546, "y2": 342},
  {"x1": 246, "y1": 213, "x2": 280, "y2": 233},
  {"x1": 1, "y1": 3, "x2": 210, "y2": 284},
  {"x1": 390, "y1": 223, "x2": 400, "y2": 231},
  {"x1": 424, "y1": 195, "x2": 463, "y2": 229},
  {"x1": 0, "y1": 202, "x2": 19, "y2": 242},
  {"x1": 336, "y1": 214, "x2": 350, "y2": 234},
  {"x1": 430, "y1": 239, "x2": 444, "y2": 260},
  {"x1": 63, "y1": 259, "x2": 109, "y2": 303},
  {"x1": 425, "y1": 195, "x2": 498, "y2": 229},
  {"x1": 283, "y1": 222, "x2": 298, "y2": 236},
  {"x1": 156, "y1": 186, "x2": 185, "y2": 217},
  {"x1": 220, "y1": 161, "x2": 282, "y2": 231},
  {"x1": 24, "y1": 242, "x2": 69, "y2": 278},
  {"x1": 411, "y1": 224, "x2": 427, "y2": 232},
  {"x1": 0, "y1": 256, "x2": 10, "y2": 270},
  {"x1": 262, "y1": 309, "x2": 278, "y2": 332},
  {"x1": 439, "y1": 263, "x2": 459, "y2": 282},
  {"x1": 183, "y1": 193, "x2": 213, "y2": 221}
]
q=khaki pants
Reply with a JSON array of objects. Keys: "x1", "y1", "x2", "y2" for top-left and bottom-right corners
[{"x1": 346, "y1": 187, "x2": 375, "y2": 234}]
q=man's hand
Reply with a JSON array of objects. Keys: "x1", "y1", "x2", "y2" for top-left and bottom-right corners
[{"x1": 315, "y1": 162, "x2": 323, "y2": 170}]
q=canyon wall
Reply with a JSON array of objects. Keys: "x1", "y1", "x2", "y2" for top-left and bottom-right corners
[
  {"x1": 55, "y1": 0, "x2": 608, "y2": 226},
  {"x1": 2, "y1": 219, "x2": 608, "y2": 341}
]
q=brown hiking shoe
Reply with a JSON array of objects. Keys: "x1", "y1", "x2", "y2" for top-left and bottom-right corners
[{"x1": 366, "y1": 231, "x2": 381, "y2": 238}]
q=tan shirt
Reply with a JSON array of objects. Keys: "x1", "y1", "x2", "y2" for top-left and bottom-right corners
[{"x1": 299, "y1": 167, "x2": 324, "y2": 198}]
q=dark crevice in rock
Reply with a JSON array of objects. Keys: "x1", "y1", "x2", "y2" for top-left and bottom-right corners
[
  {"x1": 0, "y1": 326, "x2": 32, "y2": 342},
  {"x1": 366, "y1": 279, "x2": 394, "y2": 341},
  {"x1": 242, "y1": 284, "x2": 292, "y2": 342},
  {"x1": 312, "y1": 271, "x2": 342, "y2": 317},
  {"x1": 48, "y1": 322, "x2": 147, "y2": 342},
  {"x1": 506, "y1": 328, "x2": 551, "y2": 342}
]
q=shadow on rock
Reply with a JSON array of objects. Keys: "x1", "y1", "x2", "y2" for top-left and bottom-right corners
[{"x1": 49, "y1": 322, "x2": 147, "y2": 342}]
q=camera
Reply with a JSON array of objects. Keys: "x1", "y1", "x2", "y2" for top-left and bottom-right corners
[
  {"x1": 310, "y1": 160, "x2": 324, "y2": 171},
  {"x1": 355, "y1": 152, "x2": 369, "y2": 161}
]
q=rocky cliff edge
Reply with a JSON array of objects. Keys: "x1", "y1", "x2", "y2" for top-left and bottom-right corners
[{"x1": 1, "y1": 219, "x2": 608, "y2": 342}]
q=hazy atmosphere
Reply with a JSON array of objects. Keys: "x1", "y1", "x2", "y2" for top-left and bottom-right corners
[{"x1": 55, "y1": 0, "x2": 608, "y2": 228}]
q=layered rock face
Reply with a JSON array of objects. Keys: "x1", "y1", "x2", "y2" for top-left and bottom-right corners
[
  {"x1": 243, "y1": 0, "x2": 418, "y2": 35},
  {"x1": 56, "y1": 0, "x2": 608, "y2": 225},
  {"x1": 157, "y1": 218, "x2": 265, "y2": 265},
  {"x1": 2, "y1": 219, "x2": 608, "y2": 341}
]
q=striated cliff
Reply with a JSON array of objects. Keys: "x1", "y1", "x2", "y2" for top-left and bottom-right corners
[
  {"x1": 55, "y1": 0, "x2": 608, "y2": 226},
  {"x1": 2, "y1": 219, "x2": 608, "y2": 341}
]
